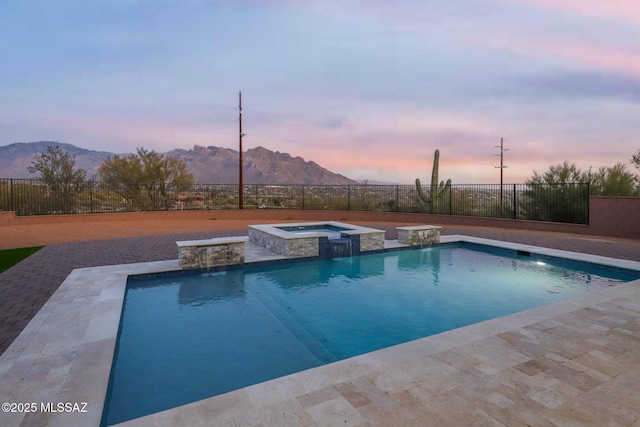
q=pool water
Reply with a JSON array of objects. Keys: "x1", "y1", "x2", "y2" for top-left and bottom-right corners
[
  {"x1": 276, "y1": 224, "x2": 349, "y2": 239},
  {"x1": 103, "y1": 243, "x2": 640, "y2": 425},
  {"x1": 287, "y1": 228, "x2": 343, "y2": 239}
]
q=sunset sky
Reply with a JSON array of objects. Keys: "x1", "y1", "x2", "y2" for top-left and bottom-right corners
[{"x1": 1, "y1": 0, "x2": 639, "y2": 184}]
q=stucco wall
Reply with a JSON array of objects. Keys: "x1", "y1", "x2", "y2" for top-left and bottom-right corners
[{"x1": 588, "y1": 196, "x2": 640, "y2": 239}]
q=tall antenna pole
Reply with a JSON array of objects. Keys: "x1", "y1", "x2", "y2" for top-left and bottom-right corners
[
  {"x1": 238, "y1": 91, "x2": 244, "y2": 209},
  {"x1": 495, "y1": 137, "x2": 508, "y2": 205}
]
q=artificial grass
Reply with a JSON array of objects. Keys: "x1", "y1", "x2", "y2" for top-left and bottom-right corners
[{"x1": 0, "y1": 246, "x2": 44, "y2": 273}]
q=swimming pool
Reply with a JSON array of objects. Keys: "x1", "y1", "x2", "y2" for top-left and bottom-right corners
[{"x1": 102, "y1": 242, "x2": 640, "y2": 425}]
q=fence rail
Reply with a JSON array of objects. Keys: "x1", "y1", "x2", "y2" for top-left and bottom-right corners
[{"x1": 0, "y1": 179, "x2": 590, "y2": 224}]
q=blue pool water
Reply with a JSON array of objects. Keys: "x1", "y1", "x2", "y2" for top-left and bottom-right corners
[
  {"x1": 103, "y1": 243, "x2": 640, "y2": 425},
  {"x1": 287, "y1": 228, "x2": 343, "y2": 239},
  {"x1": 277, "y1": 224, "x2": 349, "y2": 239}
]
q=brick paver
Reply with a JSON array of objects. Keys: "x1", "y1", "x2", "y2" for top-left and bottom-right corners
[{"x1": 1, "y1": 224, "x2": 639, "y2": 356}]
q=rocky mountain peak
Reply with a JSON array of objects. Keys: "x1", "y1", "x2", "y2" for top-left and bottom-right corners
[{"x1": 0, "y1": 142, "x2": 358, "y2": 185}]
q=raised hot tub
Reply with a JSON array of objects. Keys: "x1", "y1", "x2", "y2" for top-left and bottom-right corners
[{"x1": 248, "y1": 221, "x2": 385, "y2": 258}]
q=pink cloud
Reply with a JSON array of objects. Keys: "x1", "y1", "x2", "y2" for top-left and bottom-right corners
[
  {"x1": 482, "y1": 35, "x2": 640, "y2": 79},
  {"x1": 564, "y1": 45, "x2": 640, "y2": 78},
  {"x1": 11, "y1": 94, "x2": 633, "y2": 185},
  {"x1": 509, "y1": 0, "x2": 640, "y2": 25},
  {"x1": 245, "y1": 99, "x2": 635, "y2": 184}
]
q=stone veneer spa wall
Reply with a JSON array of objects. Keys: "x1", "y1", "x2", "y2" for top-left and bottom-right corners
[{"x1": 248, "y1": 221, "x2": 385, "y2": 258}]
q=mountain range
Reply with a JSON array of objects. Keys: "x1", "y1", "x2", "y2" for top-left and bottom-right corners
[{"x1": 0, "y1": 142, "x2": 358, "y2": 185}]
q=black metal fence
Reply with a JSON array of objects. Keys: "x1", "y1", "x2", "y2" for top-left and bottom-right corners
[{"x1": 0, "y1": 179, "x2": 590, "y2": 224}]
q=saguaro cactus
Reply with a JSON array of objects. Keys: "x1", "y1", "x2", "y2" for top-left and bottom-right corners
[{"x1": 416, "y1": 149, "x2": 452, "y2": 213}]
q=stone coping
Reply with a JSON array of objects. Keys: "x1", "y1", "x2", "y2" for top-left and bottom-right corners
[
  {"x1": 176, "y1": 236, "x2": 249, "y2": 247},
  {"x1": 1, "y1": 236, "x2": 639, "y2": 427},
  {"x1": 248, "y1": 221, "x2": 384, "y2": 239},
  {"x1": 445, "y1": 236, "x2": 640, "y2": 271},
  {"x1": 396, "y1": 225, "x2": 442, "y2": 231}
]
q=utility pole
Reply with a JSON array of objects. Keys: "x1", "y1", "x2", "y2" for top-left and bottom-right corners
[
  {"x1": 238, "y1": 91, "x2": 245, "y2": 209},
  {"x1": 495, "y1": 137, "x2": 508, "y2": 205}
]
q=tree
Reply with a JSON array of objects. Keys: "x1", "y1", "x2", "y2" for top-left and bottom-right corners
[
  {"x1": 528, "y1": 161, "x2": 584, "y2": 185},
  {"x1": 529, "y1": 161, "x2": 638, "y2": 196},
  {"x1": 524, "y1": 162, "x2": 589, "y2": 223},
  {"x1": 99, "y1": 147, "x2": 194, "y2": 210},
  {"x1": 27, "y1": 143, "x2": 87, "y2": 214},
  {"x1": 589, "y1": 163, "x2": 638, "y2": 197},
  {"x1": 632, "y1": 149, "x2": 640, "y2": 169}
]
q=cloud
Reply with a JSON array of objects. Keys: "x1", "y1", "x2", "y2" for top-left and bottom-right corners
[
  {"x1": 480, "y1": 34, "x2": 640, "y2": 80},
  {"x1": 518, "y1": 71, "x2": 640, "y2": 104},
  {"x1": 241, "y1": 102, "x2": 513, "y2": 183},
  {"x1": 3, "y1": 0, "x2": 639, "y2": 185},
  {"x1": 506, "y1": 0, "x2": 640, "y2": 25},
  {"x1": 319, "y1": 117, "x2": 351, "y2": 130}
]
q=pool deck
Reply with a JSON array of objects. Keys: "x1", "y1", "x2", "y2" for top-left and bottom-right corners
[{"x1": 1, "y1": 226, "x2": 640, "y2": 426}]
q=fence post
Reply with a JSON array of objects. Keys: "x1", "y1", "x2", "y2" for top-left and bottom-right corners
[
  {"x1": 586, "y1": 183, "x2": 590, "y2": 224},
  {"x1": 396, "y1": 185, "x2": 399, "y2": 212},
  {"x1": 513, "y1": 184, "x2": 517, "y2": 219},
  {"x1": 302, "y1": 185, "x2": 305, "y2": 210},
  {"x1": 10, "y1": 179, "x2": 14, "y2": 212},
  {"x1": 449, "y1": 185, "x2": 453, "y2": 214},
  {"x1": 90, "y1": 181, "x2": 94, "y2": 214}
]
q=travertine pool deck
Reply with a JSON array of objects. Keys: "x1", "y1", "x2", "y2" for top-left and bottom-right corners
[{"x1": 1, "y1": 233, "x2": 640, "y2": 427}]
